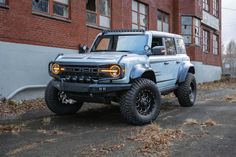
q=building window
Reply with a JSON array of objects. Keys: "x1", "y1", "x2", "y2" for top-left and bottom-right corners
[
  {"x1": 213, "y1": 34, "x2": 219, "y2": 55},
  {"x1": 203, "y1": 0, "x2": 209, "y2": 12},
  {"x1": 53, "y1": 0, "x2": 69, "y2": 18},
  {"x1": 86, "y1": 0, "x2": 111, "y2": 28},
  {"x1": 32, "y1": 0, "x2": 70, "y2": 18},
  {"x1": 32, "y1": 0, "x2": 49, "y2": 13},
  {"x1": 194, "y1": 19, "x2": 201, "y2": 46},
  {"x1": 203, "y1": 30, "x2": 210, "y2": 53},
  {"x1": 157, "y1": 10, "x2": 169, "y2": 32},
  {"x1": 132, "y1": 0, "x2": 148, "y2": 30},
  {"x1": 181, "y1": 16, "x2": 192, "y2": 44},
  {"x1": 213, "y1": 0, "x2": 219, "y2": 17},
  {"x1": 0, "y1": 0, "x2": 6, "y2": 5},
  {"x1": 181, "y1": 16, "x2": 201, "y2": 46}
]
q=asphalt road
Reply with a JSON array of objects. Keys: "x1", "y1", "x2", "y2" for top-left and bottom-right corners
[{"x1": 0, "y1": 87, "x2": 236, "y2": 157}]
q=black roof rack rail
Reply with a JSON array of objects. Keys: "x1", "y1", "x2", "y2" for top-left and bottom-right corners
[{"x1": 102, "y1": 29, "x2": 145, "y2": 34}]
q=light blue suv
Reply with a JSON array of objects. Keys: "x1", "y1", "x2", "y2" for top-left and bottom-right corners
[{"x1": 45, "y1": 30, "x2": 197, "y2": 125}]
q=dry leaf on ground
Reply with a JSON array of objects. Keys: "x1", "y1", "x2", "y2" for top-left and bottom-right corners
[
  {"x1": 129, "y1": 124, "x2": 185, "y2": 156},
  {"x1": 0, "y1": 123, "x2": 26, "y2": 134}
]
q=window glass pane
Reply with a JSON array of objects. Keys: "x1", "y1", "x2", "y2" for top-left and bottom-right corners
[
  {"x1": 32, "y1": 0, "x2": 49, "y2": 13},
  {"x1": 132, "y1": 12, "x2": 138, "y2": 24},
  {"x1": 54, "y1": 0, "x2": 68, "y2": 4},
  {"x1": 0, "y1": 0, "x2": 5, "y2": 4},
  {"x1": 86, "y1": 12, "x2": 97, "y2": 25},
  {"x1": 86, "y1": 0, "x2": 96, "y2": 12},
  {"x1": 183, "y1": 36, "x2": 192, "y2": 44},
  {"x1": 165, "y1": 38, "x2": 176, "y2": 55},
  {"x1": 182, "y1": 25, "x2": 192, "y2": 34},
  {"x1": 132, "y1": 0, "x2": 138, "y2": 11},
  {"x1": 100, "y1": 15, "x2": 110, "y2": 28},
  {"x1": 140, "y1": 14, "x2": 147, "y2": 26},
  {"x1": 152, "y1": 37, "x2": 163, "y2": 48},
  {"x1": 163, "y1": 23, "x2": 169, "y2": 32},
  {"x1": 139, "y1": 3, "x2": 146, "y2": 15},
  {"x1": 54, "y1": 3, "x2": 69, "y2": 17},
  {"x1": 176, "y1": 39, "x2": 186, "y2": 54},
  {"x1": 96, "y1": 38, "x2": 111, "y2": 50},
  {"x1": 99, "y1": 0, "x2": 110, "y2": 16},
  {"x1": 140, "y1": 26, "x2": 146, "y2": 30},
  {"x1": 132, "y1": 24, "x2": 138, "y2": 29},
  {"x1": 181, "y1": 16, "x2": 192, "y2": 25},
  {"x1": 157, "y1": 20, "x2": 162, "y2": 31}
]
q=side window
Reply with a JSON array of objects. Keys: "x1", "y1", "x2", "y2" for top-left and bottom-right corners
[
  {"x1": 96, "y1": 37, "x2": 111, "y2": 51},
  {"x1": 165, "y1": 38, "x2": 176, "y2": 55},
  {"x1": 151, "y1": 37, "x2": 163, "y2": 48},
  {"x1": 176, "y1": 38, "x2": 186, "y2": 54}
]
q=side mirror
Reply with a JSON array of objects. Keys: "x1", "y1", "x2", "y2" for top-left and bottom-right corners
[
  {"x1": 79, "y1": 44, "x2": 89, "y2": 54},
  {"x1": 151, "y1": 46, "x2": 166, "y2": 55}
]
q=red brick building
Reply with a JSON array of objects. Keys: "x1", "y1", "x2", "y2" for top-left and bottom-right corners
[{"x1": 0, "y1": 0, "x2": 222, "y2": 100}]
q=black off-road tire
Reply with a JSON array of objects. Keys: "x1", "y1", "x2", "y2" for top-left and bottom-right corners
[
  {"x1": 175, "y1": 73, "x2": 197, "y2": 107},
  {"x1": 45, "y1": 81, "x2": 83, "y2": 115},
  {"x1": 120, "y1": 78, "x2": 161, "y2": 125}
]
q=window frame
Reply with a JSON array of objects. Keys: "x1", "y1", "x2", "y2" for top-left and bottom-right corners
[
  {"x1": 213, "y1": 34, "x2": 219, "y2": 55},
  {"x1": 213, "y1": 0, "x2": 219, "y2": 17},
  {"x1": 53, "y1": 0, "x2": 70, "y2": 18},
  {"x1": 203, "y1": 0, "x2": 209, "y2": 12},
  {"x1": 132, "y1": 0, "x2": 148, "y2": 30},
  {"x1": 157, "y1": 10, "x2": 169, "y2": 32},
  {"x1": 181, "y1": 16, "x2": 201, "y2": 46},
  {"x1": 202, "y1": 30, "x2": 210, "y2": 53},
  {"x1": 86, "y1": 0, "x2": 111, "y2": 29},
  {"x1": 32, "y1": 0, "x2": 70, "y2": 19}
]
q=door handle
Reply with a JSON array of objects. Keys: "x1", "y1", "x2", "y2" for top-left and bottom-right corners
[
  {"x1": 176, "y1": 61, "x2": 180, "y2": 64},
  {"x1": 164, "y1": 62, "x2": 169, "y2": 65}
]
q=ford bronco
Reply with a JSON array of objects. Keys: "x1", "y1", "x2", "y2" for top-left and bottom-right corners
[{"x1": 45, "y1": 30, "x2": 197, "y2": 125}]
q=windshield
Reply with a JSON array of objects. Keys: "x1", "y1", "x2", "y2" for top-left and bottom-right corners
[{"x1": 91, "y1": 34, "x2": 148, "y2": 54}]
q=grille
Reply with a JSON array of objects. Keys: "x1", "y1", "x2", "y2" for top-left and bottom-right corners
[{"x1": 61, "y1": 65, "x2": 99, "y2": 83}]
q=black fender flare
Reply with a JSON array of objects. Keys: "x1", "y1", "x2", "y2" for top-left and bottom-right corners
[
  {"x1": 178, "y1": 62, "x2": 195, "y2": 83},
  {"x1": 130, "y1": 64, "x2": 156, "y2": 83}
]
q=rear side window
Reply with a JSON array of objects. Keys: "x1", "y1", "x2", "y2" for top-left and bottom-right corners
[
  {"x1": 176, "y1": 38, "x2": 186, "y2": 54},
  {"x1": 165, "y1": 38, "x2": 176, "y2": 55}
]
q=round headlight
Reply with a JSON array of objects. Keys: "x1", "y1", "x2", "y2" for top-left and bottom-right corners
[
  {"x1": 109, "y1": 65, "x2": 121, "y2": 77},
  {"x1": 52, "y1": 63, "x2": 60, "y2": 75}
]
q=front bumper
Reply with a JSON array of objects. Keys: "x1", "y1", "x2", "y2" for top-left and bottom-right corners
[{"x1": 51, "y1": 80, "x2": 131, "y2": 93}]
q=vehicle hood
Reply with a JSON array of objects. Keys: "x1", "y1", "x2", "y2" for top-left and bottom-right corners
[{"x1": 56, "y1": 52, "x2": 135, "y2": 65}]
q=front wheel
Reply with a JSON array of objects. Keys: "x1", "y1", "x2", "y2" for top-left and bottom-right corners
[
  {"x1": 45, "y1": 81, "x2": 83, "y2": 115},
  {"x1": 175, "y1": 73, "x2": 197, "y2": 107},
  {"x1": 120, "y1": 78, "x2": 161, "y2": 125}
]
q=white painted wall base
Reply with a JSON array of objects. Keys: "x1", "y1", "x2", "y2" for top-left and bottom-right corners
[
  {"x1": 0, "y1": 41, "x2": 77, "y2": 100},
  {"x1": 192, "y1": 61, "x2": 222, "y2": 83}
]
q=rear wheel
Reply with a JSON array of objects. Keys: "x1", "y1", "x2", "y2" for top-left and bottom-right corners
[
  {"x1": 175, "y1": 73, "x2": 197, "y2": 107},
  {"x1": 120, "y1": 78, "x2": 161, "y2": 125},
  {"x1": 45, "y1": 81, "x2": 83, "y2": 115}
]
